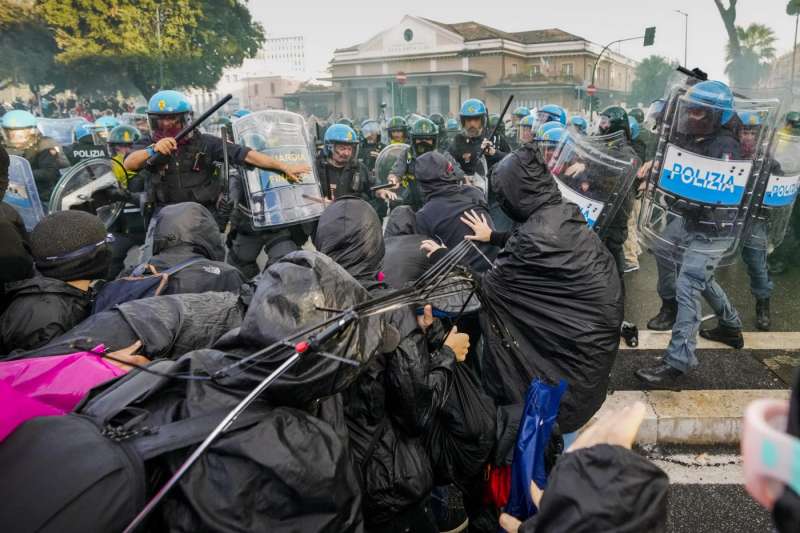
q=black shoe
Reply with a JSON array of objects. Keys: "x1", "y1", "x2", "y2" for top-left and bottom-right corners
[
  {"x1": 756, "y1": 298, "x2": 770, "y2": 331},
  {"x1": 635, "y1": 362, "x2": 685, "y2": 388},
  {"x1": 768, "y1": 260, "x2": 786, "y2": 275},
  {"x1": 621, "y1": 321, "x2": 639, "y2": 347},
  {"x1": 647, "y1": 298, "x2": 677, "y2": 331},
  {"x1": 699, "y1": 324, "x2": 744, "y2": 349}
]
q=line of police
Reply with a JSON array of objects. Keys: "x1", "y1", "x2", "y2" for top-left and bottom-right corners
[{"x1": 2, "y1": 74, "x2": 800, "y2": 390}]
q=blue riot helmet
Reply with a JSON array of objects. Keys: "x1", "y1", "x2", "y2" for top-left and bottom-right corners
[
  {"x1": 540, "y1": 126, "x2": 566, "y2": 164},
  {"x1": 568, "y1": 115, "x2": 588, "y2": 135},
  {"x1": 1, "y1": 109, "x2": 40, "y2": 150},
  {"x1": 460, "y1": 98, "x2": 488, "y2": 138},
  {"x1": 536, "y1": 104, "x2": 567, "y2": 126},
  {"x1": 147, "y1": 89, "x2": 193, "y2": 140},
  {"x1": 737, "y1": 110, "x2": 764, "y2": 159},
  {"x1": 628, "y1": 116, "x2": 641, "y2": 141},
  {"x1": 107, "y1": 125, "x2": 142, "y2": 157},
  {"x1": 518, "y1": 114, "x2": 537, "y2": 144},
  {"x1": 535, "y1": 121, "x2": 563, "y2": 141},
  {"x1": 95, "y1": 115, "x2": 120, "y2": 131},
  {"x1": 73, "y1": 123, "x2": 95, "y2": 144},
  {"x1": 445, "y1": 118, "x2": 460, "y2": 133},
  {"x1": 360, "y1": 119, "x2": 381, "y2": 143},
  {"x1": 323, "y1": 123, "x2": 360, "y2": 166},
  {"x1": 677, "y1": 80, "x2": 735, "y2": 137},
  {"x1": 232, "y1": 108, "x2": 251, "y2": 119},
  {"x1": 512, "y1": 106, "x2": 531, "y2": 119}
]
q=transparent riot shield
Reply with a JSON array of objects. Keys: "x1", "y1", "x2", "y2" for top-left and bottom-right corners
[
  {"x1": 3, "y1": 155, "x2": 44, "y2": 231},
  {"x1": 548, "y1": 131, "x2": 640, "y2": 234},
  {"x1": 48, "y1": 158, "x2": 124, "y2": 228},
  {"x1": 638, "y1": 91, "x2": 779, "y2": 266},
  {"x1": 232, "y1": 110, "x2": 322, "y2": 230},
  {"x1": 747, "y1": 131, "x2": 800, "y2": 251},
  {"x1": 375, "y1": 143, "x2": 410, "y2": 186},
  {"x1": 36, "y1": 117, "x2": 88, "y2": 146},
  {"x1": 119, "y1": 113, "x2": 150, "y2": 137}
]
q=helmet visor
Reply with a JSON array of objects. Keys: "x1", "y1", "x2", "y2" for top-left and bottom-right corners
[
  {"x1": 676, "y1": 97, "x2": 723, "y2": 137},
  {"x1": 3, "y1": 127, "x2": 37, "y2": 149}
]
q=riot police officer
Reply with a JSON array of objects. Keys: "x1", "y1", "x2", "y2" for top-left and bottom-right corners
[
  {"x1": 442, "y1": 118, "x2": 460, "y2": 151},
  {"x1": 94, "y1": 115, "x2": 120, "y2": 143},
  {"x1": 358, "y1": 119, "x2": 385, "y2": 173},
  {"x1": 487, "y1": 113, "x2": 512, "y2": 155},
  {"x1": 534, "y1": 104, "x2": 568, "y2": 129},
  {"x1": 568, "y1": 115, "x2": 588, "y2": 135},
  {"x1": 508, "y1": 105, "x2": 530, "y2": 149},
  {"x1": 386, "y1": 118, "x2": 463, "y2": 211},
  {"x1": 636, "y1": 80, "x2": 758, "y2": 386},
  {"x1": 65, "y1": 122, "x2": 110, "y2": 165},
  {"x1": 447, "y1": 99, "x2": 505, "y2": 189},
  {"x1": 105, "y1": 124, "x2": 147, "y2": 277},
  {"x1": 386, "y1": 116, "x2": 409, "y2": 144},
  {"x1": 1, "y1": 110, "x2": 70, "y2": 206},
  {"x1": 124, "y1": 90, "x2": 307, "y2": 216}
]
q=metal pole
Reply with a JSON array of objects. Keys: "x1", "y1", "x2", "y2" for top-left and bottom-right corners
[
  {"x1": 590, "y1": 35, "x2": 643, "y2": 120},
  {"x1": 156, "y1": 5, "x2": 164, "y2": 89},
  {"x1": 675, "y1": 11, "x2": 689, "y2": 68}
]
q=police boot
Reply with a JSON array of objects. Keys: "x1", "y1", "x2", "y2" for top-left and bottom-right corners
[
  {"x1": 647, "y1": 298, "x2": 677, "y2": 331},
  {"x1": 635, "y1": 361, "x2": 685, "y2": 389},
  {"x1": 756, "y1": 298, "x2": 771, "y2": 331},
  {"x1": 621, "y1": 321, "x2": 639, "y2": 347},
  {"x1": 699, "y1": 323, "x2": 744, "y2": 349}
]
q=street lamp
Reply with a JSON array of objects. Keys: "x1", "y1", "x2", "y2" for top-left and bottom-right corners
[{"x1": 675, "y1": 10, "x2": 688, "y2": 68}]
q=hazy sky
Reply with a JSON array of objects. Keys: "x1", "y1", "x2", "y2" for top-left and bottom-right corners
[{"x1": 250, "y1": 0, "x2": 797, "y2": 83}]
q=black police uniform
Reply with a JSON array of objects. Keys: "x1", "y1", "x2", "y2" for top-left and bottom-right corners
[{"x1": 65, "y1": 140, "x2": 109, "y2": 166}]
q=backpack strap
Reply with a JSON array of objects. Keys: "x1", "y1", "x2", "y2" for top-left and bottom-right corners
[
  {"x1": 132, "y1": 407, "x2": 267, "y2": 460},
  {"x1": 161, "y1": 256, "x2": 205, "y2": 276}
]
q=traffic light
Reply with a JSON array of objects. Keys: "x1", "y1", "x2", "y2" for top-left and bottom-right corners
[{"x1": 643, "y1": 26, "x2": 656, "y2": 47}]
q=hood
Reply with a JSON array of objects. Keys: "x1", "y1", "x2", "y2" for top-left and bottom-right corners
[
  {"x1": 527, "y1": 444, "x2": 668, "y2": 532},
  {"x1": 491, "y1": 144, "x2": 562, "y2": 222},
  {"x1": 151, "y1": 202, "x2": 225, "y2": 261},
  {"x1": 415, "y1": 151, "x2": 461, "y2": 202},
  {"x1": 384, "y1": 206, "x2": 418, "y2": 237},
  {"x1": 313, "y1": 198, "x2": 384, "y2": 282}
]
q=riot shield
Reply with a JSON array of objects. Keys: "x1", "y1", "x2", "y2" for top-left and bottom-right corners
[
  {"x1": 36, "y1": 117, "x2": 88, "y2": 146},
  {"x1": 747, "y1": 130, "x2": 800, "y2": 250},
  {"x1": 375, "y1": 143, "x2": 409, "y2": 186},
  {"x1": 548, "y1": 131, "x2": 639, "y2": 234},
  {"x1": 232, "y1": 110, "x2": 322, "y2": 230},
  {"x1": 48, "y1": 158, "x2": 125, "y2": 228},
  {"x1": 119, "y1": 113, "x2": 150, "y2": 137},
  {"x1": 3, "y1": 155, "x2": 44, "y2": 231},
  {"x1": 638, "y1": 91, "x2": 779, "y2": 266}
]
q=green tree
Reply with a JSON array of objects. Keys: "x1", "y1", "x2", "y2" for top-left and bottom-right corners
[
  {"x1": 38, "y1": 0, "x2": 265, "y2": 99},
  {"x1": 628, "y1": 55, "x2": 676, "y2": 106},
  {"x1": 725, "y1": 23, "x2": 777, "y2": 88}
]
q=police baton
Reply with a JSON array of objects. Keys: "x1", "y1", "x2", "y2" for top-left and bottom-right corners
[
  {"x1": 146, "y1": 93, "x2": 233, "y2": 169},
  {"x1": 487, "y1": 94, "x2": 514, "y2": 145}
]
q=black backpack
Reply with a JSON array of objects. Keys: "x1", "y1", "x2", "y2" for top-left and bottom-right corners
[
  {"x1": 0, "y1": 360, "x2": 264, "y2": 533},
  {"x1": 92, "y1": 257, "x2": 204, "y2": 315}
]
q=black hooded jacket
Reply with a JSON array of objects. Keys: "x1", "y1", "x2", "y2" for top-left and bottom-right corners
[
  {"x1": 414, "y1": 152, "x2": 497, "y2": 272},
  {"x1": 0, "y1": 277, "x2": 93, "y2": 355},
  {"x1": 130, "y1": 202, "x2": 245, "y2": 294},
  {"x1": 314, "y1": 198, "x2": 455, "y2": 526},
  {"x1": 480, "y1": 144, "x2": 623, "y2": 433}
]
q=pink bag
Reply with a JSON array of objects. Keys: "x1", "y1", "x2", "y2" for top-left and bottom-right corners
[{"x1": 0, "y1": 346, "x2": 126, "y2": 441}]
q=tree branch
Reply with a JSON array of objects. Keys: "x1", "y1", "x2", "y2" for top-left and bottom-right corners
[{"x1": 714, "y1": 0, "x2": 741, "y2": 57}]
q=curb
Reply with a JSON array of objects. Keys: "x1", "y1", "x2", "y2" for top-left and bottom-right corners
[
  {"x1": 585, "y1": 389, "x2": 791, "y2": 445},
  {"x1": 620, "y1": 331, "x2": 800, "y2": 351}
]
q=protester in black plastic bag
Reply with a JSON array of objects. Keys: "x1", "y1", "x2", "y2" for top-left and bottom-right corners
[
  {"x1": 118, "y1": 202, "x2": 245, "y2": 293},
  {"x1": 10, "y1": 290, "x2": 245, "y2": 361},
  {"x1": 382, "y1": 206, "x2": 432, "y2": 289},
  {"x1": 313, "y1": 197, "x2": 472, "y2": 532},
  {"x1": 499, "y1": 402, "x2": 669, "y2": 533},
  {"x1": 414, "y1": 151, "x2": 497, "y2": 272},
  {"x1": 439, "y1": 141, "x2": 623, "y2": 437},
  {"x1": 0, "y1": 211, "x2": 112, "y2": 355}
]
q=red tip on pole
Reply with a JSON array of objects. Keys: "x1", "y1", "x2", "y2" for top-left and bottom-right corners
[{"x1": 295, "y1": 341, "x2": 310, "y2": 353}]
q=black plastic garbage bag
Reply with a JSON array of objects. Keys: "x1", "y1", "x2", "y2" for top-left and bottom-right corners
[
  {"x1": 8, "y1": 291, "x2": 244, "y2": 360},
  {"x1": 382, "y1": 234, "x2": 431, "y2": 289},
  {"x1": 161, "y1": 406, "x2": 363, "y2": 533},
  {"x1": 427, "y1": 363, "x2": 496, "y2": 486},
  {"x1": 480, "y1": 144, "x2": 623, "y2": 433}
]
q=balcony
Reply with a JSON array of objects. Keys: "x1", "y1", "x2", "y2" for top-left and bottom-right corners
[{"x1": 501, "y1": 72, "x2": 584, "y2": 85}]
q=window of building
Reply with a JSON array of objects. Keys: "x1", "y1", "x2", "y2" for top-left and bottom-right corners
[
  {"x1": 404, "y1": 29, "x2": 413, "y2": 42},
  {"x1": 512, "y1": 63, "x2": 518, "y2": 75},
  {"x1": 271, "y1": 82, "x2": 276, "y2": 95},
  {"x1": 531, "y1": 65, "x2": 541, "y2": 75},
  {"x1": 561, "y1": 63, "x2": 574, "y2": 77}
]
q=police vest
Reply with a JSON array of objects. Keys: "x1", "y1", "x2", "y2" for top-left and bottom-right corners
[
  {"x1": 151, "y1": 134, "x2": 220, "y2": 206},
  {"x1": 68, "y1": 144, "x2": 108, "y2": 163},
  {"x1": 316, "y1": 157, "x2": 364, "y2": 199}
]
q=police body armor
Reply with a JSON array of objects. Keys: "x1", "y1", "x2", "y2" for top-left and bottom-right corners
[
  {"x1": 151, "y1": 134, "x2": 220, "y2": 207},
  {"x1": 548, "y1": 131, "x2": 640, "y2": 236},
  {"x1": 637, "y1": 84, "x2": 779, "y2": 266},
  {"x1": 316, "y1": 155, "x2": 365, "y2": 200}
]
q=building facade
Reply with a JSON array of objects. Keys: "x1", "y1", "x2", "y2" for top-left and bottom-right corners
[{"x1": 318, "y1": 15, "x2": 636, "y2": 121}]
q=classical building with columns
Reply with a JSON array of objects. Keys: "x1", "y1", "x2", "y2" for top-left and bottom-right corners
[{"x1": 290, "y1": 15, "x2": 637, "y2": 121}]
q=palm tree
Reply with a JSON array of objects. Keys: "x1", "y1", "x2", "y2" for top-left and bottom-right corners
[{"x1": 725, "y1": 23, "x2": 777, "y2": 88}]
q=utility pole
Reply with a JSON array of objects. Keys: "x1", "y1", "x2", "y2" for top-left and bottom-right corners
[
  {"x1": 590, "y1": 32, "x2": 653, "y2": 119},
  {"x1": 792, "y1": 13, "x2": 799, "y2": 96},
  {"x1": 675, "y1": 10, "x2": 689, "y2": 68}
]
